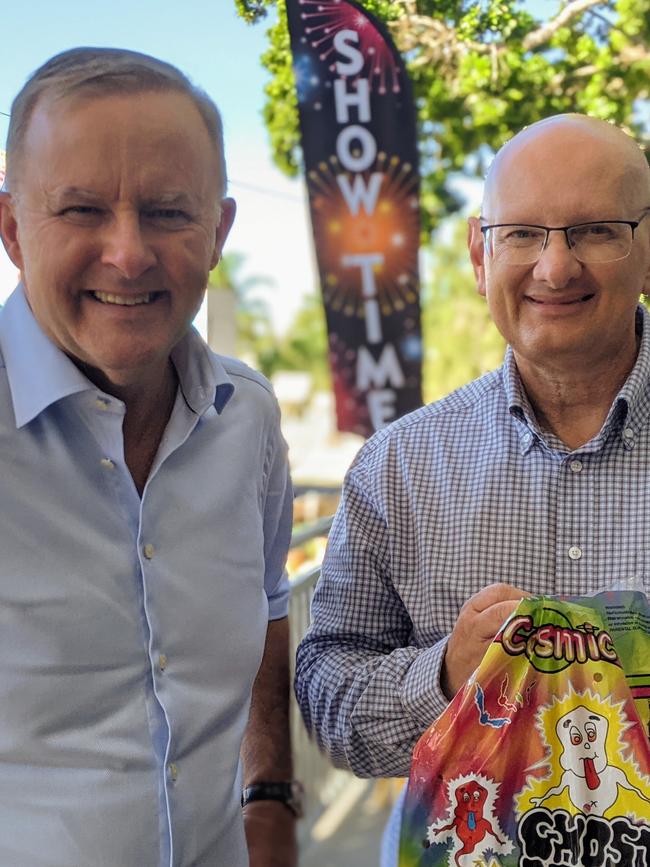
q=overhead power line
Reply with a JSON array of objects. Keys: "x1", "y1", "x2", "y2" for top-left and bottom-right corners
[{"x1": 229, "y1": 178, "x2": 303, "y2": 203}]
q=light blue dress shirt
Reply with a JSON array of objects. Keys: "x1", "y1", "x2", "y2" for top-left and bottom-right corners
[{"x1": 0, "y1": 285, "x2": 293, "y2": 867}]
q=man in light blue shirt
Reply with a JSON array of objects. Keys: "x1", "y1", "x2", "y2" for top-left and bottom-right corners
[{"x1": 0, "y1": 48, "x2": 296, "y2": 867}]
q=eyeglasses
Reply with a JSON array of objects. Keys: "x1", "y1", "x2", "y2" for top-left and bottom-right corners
[{"x1": 480, "y1": 212, "x2": 650, "y2": 265}]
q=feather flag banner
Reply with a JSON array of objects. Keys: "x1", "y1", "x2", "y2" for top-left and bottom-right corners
[{"x1": 286, "y1": 0, "x2": 423, "y2": 436}]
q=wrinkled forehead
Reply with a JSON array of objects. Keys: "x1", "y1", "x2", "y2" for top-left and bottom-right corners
[
  {"x1": 14, "y1": 87, "x2": 225, "y2": 199},
  {"x1": 483, "y1": 118, "x2": 650, "y2": 222}
]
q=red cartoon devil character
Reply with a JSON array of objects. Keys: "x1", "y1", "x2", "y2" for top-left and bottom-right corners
[{"x1": 425, "y1": 778, "x2": 508, "y2": 866}]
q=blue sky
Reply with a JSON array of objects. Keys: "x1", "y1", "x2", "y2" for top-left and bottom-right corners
[{"x1": 0, "y1": 0, "x2": 316, "y2": 332}]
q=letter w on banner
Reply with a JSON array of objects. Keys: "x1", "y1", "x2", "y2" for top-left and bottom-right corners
[{"x1": 285, "y1": 0, "x2": 423, "y2": 437}]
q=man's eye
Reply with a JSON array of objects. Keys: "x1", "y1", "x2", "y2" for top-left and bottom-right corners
[
  {"x1": 61, "y1": 205, "x2": 102, "y2": 216},
  {"x1": 586, "y1": 224, "x2": 611, "y2": 235},
  {"x1": 510, "y1": 229, "x2": 540, "y2": 240},
  {"x1": 498, "y1": 227, "x2": 544, "y2": 245},
  {"x1": 145, "y1": 209, "x2": 190, "y2": 223},
  {"x1": 573, "y1": 223, "x2": 616, "y2": 241}
]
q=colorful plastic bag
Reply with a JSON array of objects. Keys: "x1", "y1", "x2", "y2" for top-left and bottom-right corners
[{"x1": 399, "y1": 588, "x2": 650, "y2": 866}]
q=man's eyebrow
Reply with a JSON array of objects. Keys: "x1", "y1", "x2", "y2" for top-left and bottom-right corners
[
  {"x1": 48, "y1": 187, "x2": 102, "y2": 202},
  {"x1": 49, "y1": 188, "x2": 197, "y2": 203},
  {"x1": 141, "y1": 192, "x2": 196, "y2": 208}
]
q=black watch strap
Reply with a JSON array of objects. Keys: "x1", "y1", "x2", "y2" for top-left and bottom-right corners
[{"x1": 241, "y1": 781, "x2": 304, "y2": 818}]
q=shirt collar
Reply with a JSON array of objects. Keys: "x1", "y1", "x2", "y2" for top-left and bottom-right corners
[
  {"x1": 0, "y1": 285, "x2": 92, "y2": 428},
  {"x1": 502, "y1": 304, "x2": 650, "y2": 452},
  {"x1": 502, "y1": 345, "x2": 538, "y2": 447},
  {"x1": 0, "y1": 284, "x2": 234, "y2": 428},
  {"x1": 611, "y1": 305, "x2": 650, "y2": 441},
  {"x1": 170, "y1": 328, "x2": 234, "y2": 416}
]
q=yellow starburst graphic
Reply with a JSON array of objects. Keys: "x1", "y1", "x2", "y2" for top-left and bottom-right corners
[{"x1": 516, "y1": 688, "x2": 650, "y2": 821}]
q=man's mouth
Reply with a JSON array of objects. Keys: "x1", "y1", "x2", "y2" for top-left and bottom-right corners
[
  {"x1": 91, "y1": 291, "x2": 161, "y2": 306},
  {"x1": 527, "y1": 293, "x2": 595, "y2": 306}
]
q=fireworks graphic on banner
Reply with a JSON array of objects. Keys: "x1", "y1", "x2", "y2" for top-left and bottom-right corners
[
  {"x1": 296, "y1": 0, "x2": 401, "y2": 94},
  {"x1": 308, "y1": 152, "x2": 419, "y2": 317},
  {"x1": 292, "y1": 52, "x2": 328, "y2": 106}
]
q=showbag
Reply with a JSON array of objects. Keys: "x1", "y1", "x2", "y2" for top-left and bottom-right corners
[{"x1": 399, "y1": 589, "x2": 650, "y2": 866}]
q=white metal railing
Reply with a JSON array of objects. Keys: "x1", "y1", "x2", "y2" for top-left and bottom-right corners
[{"x1": 290, "y1": 514, "x2": 334, "y2": 549}]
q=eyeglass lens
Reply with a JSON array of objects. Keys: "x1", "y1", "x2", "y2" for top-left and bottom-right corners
[{"x1": 487, "y1": 223, "x2": 634, "y2": 264}]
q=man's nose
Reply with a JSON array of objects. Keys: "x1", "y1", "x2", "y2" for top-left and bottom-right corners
[
  {"x1": 100, "y1": 214, "x2": 157, "y2": 279},
  {"x1": 532, "y1": 230, "x2": 582, "y2": 288}
]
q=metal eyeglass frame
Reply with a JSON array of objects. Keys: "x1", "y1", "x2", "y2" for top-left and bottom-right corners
[{"x1": 479, "y1": 211, "x2": 650, "y2": 263}]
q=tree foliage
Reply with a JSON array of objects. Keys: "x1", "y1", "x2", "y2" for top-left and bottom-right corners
[
  {"x1": 421, "y1": 218, "x2": 505, "y2": 402},
  {"x1": 235, "y1": 0, "x2": 650, "y2": 232},
  {"x1": 209, "y1": 252, "x2": 330, "y2": 384},
  {"x1": 208, "y1": 251, "x2": 276, "y2": 362}
]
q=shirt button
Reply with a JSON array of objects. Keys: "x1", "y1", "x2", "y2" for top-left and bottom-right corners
[
  {"x1": 168, "y1": 762, "x2": 178, "y2": 782},
  {"x1": 100, "y1": 458, "x2": 115, "y2": 470},
  {"x1": 95, "y1": 396, "x2": 110, "y2": 410},
  {"x1": 159, "y1": 654, "x2": 168, "y2": 672},
  {"x1": 568, "y1": 545, "x2": 583, "y2": 561},
  {"x1": 143, "y1": 543, "x2": 155, "y2": 560},
  {"x1": 624, "y1": 427, "x2": 634, "y2": 439},
  {"x1": 569, "y1": 460, "x2": 583, "y2": 473}
]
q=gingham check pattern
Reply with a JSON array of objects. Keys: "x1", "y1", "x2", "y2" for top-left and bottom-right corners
[{"x1": 295, "y1": 306, "x2": 650, "y2": 778}]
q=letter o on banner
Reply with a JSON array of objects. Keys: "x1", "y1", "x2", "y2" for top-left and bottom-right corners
[{"x1": 336, "y1": 125, "x2": 377, "y2": 172}]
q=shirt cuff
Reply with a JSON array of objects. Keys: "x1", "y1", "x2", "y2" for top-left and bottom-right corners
[
  {"x1": 400, "y1": 636, "x2": 450, "y2": 728},
  {"x1": 266, "y1": 569, "x2": 290, "y2": 620}
]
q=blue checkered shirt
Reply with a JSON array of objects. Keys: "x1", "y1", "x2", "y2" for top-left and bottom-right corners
[{"x1": 295, "y1": 306, "x2": 650, "y2": 778}]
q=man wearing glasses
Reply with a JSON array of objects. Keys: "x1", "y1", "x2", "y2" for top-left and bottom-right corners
[{"x1": 295, "y1": 114, "x2": 650, "y2": 850}]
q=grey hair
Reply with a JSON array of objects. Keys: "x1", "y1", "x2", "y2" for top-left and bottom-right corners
[{"x1": 4, "y1": 46, "x2": 227, "y2": 197}]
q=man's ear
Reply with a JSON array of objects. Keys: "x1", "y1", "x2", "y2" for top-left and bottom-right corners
[
  {"x1": 209, "y1": 197, "x2": 237, "y2": 270},
  {"x1": 467, "y1": 216, "x2": 487, "y2": 298},
  {"x1": 0, "y1": 193, "x2": 25, "y2": 272},
  {"x1": 642, "y1": 247, "x2": 650, "y2": 300}
]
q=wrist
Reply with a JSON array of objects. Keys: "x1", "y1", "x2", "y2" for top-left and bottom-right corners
[{"x1": 241, "y1": 780, "x2": 304, "y2": 818}]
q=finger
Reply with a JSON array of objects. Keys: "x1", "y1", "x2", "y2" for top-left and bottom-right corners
[
  {"x1": 467, "y1": 583, "x2": 531, "y2": 615},
  {"x1": 471, "y1": 599, "x2": 522, "y2": 640}
]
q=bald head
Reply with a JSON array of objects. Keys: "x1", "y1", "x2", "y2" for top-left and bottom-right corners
[{"x1": 482, "y1": 114, "x2": 650, "y2": 221}]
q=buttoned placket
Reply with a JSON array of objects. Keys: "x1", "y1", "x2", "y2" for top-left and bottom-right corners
[
  {"x1": 555, "y1": 447, "x2": 594, "y2": 593},
  {"x1": 84, "y1": 389, "x2": 180, "y2": 864},
  {"x1": 78, "y1": 382, "x2": 218, "y2": 866},
  {"x1": 134, "y1": 393, "x2": 212, "y2": 867}
]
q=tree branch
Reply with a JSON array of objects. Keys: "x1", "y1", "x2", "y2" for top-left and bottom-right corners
[
  {"x1": 522, "y1": 0, "x2": 606, "y2": 50},
  {"x1": 390, "y1": 0, "x2": 650, "y2": 75}
]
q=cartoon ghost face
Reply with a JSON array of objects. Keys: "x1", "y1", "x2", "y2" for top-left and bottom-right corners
[{"x1": 556, "y1": 705, "x2": 609, "y2": 776}]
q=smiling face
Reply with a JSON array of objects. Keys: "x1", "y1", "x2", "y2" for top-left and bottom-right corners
[
  {"x1": 0, "y1": 89, "x2": 235, "y2": 388},
  {"x1": 468, "y1": 117, "x2": 650, "y2": 380}
]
